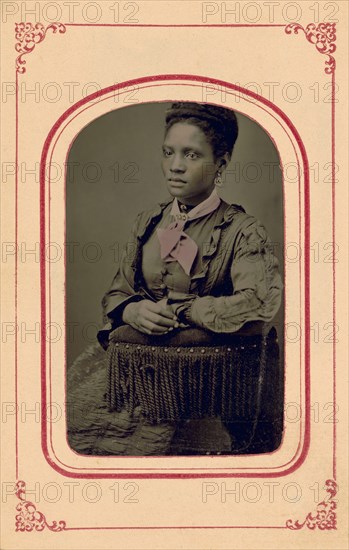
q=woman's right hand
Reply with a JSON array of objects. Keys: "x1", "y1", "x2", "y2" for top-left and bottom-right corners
[{"x1": 122, "y1": 300, "x2": 179, "y2": 335}]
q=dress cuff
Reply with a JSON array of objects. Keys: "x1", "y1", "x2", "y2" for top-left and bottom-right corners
[
  {"x1": 98, "y1": 295, "x2": 144, "y2": 349},
  {"x1": 175, "y1": 301, "x2": 196, "y2": 325},
  {"x1": 107, "y1": 294, "x2": 144, "y2": 324}
]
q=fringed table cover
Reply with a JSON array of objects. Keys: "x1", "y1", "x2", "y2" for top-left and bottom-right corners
[{"x1": 107, "y1": 327, "x2": 281, "y2": 424}]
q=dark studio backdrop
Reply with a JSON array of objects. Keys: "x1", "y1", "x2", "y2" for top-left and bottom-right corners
[{"x1": 66, "y1": 102, "x2": 284, "y2": 367}]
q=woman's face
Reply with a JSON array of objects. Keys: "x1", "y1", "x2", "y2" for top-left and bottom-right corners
[{"x1": 161, "y1": 122, "x2": 221, "y2": 206}]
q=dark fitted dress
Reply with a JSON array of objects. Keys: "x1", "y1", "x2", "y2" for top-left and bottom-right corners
[{"x1": 68, "y1": 199, "x2": 283, "y2": 455}]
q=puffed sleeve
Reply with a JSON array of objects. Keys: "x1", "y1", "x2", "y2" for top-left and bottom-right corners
[
  {"x1": 186, "y1": 220, "x2": 283, "y2": 333},
  {"x1": 97, "y1": 214, "x2": 145, "y2": 348}
]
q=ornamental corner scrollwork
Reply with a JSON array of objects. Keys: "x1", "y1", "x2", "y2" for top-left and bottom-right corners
[
  {"x1": 15, "y1": 22, "x2": 66, "y2": 74},
  {"x1": 286, "y1": 479, "x2": 337, "y2": 530},
  {"x1": 285, "y1": 22, "x2": 336, "y2": 74},
  {"x1": 15, "y1": 480, "x2": 67, "y2": 532}
]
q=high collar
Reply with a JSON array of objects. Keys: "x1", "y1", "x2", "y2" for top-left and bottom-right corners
[
  {"x1": 172, "y1": 187, "x2": 220, "y2": 217},
  {"x1": 171, "y1": 188, "x2": 221, "y2": 220},
  {"x1": 134, "y1": 197, "x2": 246, "y2": 243}
]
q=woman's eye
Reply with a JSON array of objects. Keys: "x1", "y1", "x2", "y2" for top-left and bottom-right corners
[
  {"x1": 186, "y1": 152, "x2": 198, "y2": 159},
  {"x1": 163, "y1": 149, "x2": 172, "y2": 157}
]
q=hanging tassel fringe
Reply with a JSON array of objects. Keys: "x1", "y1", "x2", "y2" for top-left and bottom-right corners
[{"x1": 107, "y1": 335, "x2": 279, "y2": 424}]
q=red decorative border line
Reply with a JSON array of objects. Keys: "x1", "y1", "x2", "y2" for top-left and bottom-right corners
[
  {"x1": 13, "y1": 21, "x2": 337, "y2": 531},
  {"x1": 14, "y1": 21, "x2": 337, "y2": 76},
  {"x1": 284, "y1": 22, "x2": 337, "y2": 479},
  {"x1": 14, "y1": 479, "x2": 337, "y2": 531},
  {"x1": 42, "y1": 75, "x2": 308, "y2": 479}
]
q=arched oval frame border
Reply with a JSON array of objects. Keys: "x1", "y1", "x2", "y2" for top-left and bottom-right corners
[{"x1": 40, "y1": 74, "x2": 310, "y2": 478}]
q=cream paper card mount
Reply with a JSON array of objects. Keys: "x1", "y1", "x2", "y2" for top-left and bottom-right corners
[{"x1": 1, "y1": 1, "x2": 348, "y2": 549}]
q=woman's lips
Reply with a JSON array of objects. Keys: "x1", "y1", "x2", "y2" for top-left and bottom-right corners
[{"x1": 168, "y1": 178, "x2": 186, "y2": 184}]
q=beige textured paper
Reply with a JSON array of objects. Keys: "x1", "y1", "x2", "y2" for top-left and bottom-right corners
[{"x1": 1, "y1": 1, "x2": 348, "y2": 548}]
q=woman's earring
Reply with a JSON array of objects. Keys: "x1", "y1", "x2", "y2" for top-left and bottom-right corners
[{"x1": 214, "y1": 171, "x2": 223, "y2": 187}]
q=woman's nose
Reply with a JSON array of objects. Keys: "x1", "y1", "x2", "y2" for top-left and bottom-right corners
[{"x1": 169, "y1": 155, "x2": 186, "y2": 172}]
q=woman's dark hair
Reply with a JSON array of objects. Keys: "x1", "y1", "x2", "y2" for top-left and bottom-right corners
[{"x1": 165, "y1": 102, "x2": 239, "y2": 160}]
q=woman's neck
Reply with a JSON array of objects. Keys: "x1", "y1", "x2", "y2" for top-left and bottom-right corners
[{"x1": 174, "y1": 187, "x2": 218, "y2": 208}]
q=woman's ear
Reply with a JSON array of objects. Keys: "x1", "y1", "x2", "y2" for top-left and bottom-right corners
[{"x1": 218, "y1": 153, "x2": 231, "y2": 174}]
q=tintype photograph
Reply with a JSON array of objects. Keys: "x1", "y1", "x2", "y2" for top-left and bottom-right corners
[
  {"x1": 2, "y1": 1, "x2": 347, "y2": 546},
  {"x1": 66, "y1": 100, "x2": 285, "y2": 457}
]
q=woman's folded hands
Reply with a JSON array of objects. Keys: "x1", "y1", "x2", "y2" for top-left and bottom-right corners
[{"x1": 122, "y1": 298, "x2": 183, "y2": 335}]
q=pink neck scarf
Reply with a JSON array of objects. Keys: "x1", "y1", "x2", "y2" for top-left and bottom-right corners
[{"x1": 156, "y1": 189, "x2": 221, "y2": 275}]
